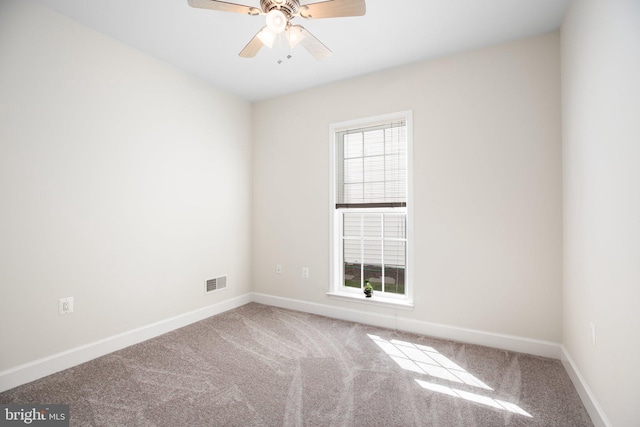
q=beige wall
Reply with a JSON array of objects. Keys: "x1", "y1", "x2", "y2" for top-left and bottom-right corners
[
  {"x1": 4, "y1": 2, "x2": 638, "y2": 423},
  {"x1": 253, "y1": 32, "x2": 563, "y2": 342},
  {"x1": 0, "y1": 0, "x2": 252, "y2": 371},
  {"x1": 562, "y1": 1, "x2": 640, "y2": 426}
]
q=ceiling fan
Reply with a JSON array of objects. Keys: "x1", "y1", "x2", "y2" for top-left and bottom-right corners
[{"x1": 187, "y1": 0, "x2": 366, "y2": 61}]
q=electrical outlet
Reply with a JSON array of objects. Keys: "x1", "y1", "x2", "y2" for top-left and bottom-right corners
[
  {"x1": 276, "y1": 264, "x2": 282, "y2": 274},
  {"x1": 59, "y1": 297, "x2": 74, "y2": 316},
  {"x1": 302, "y1": 267, "x2": 309, "y2": 278},
  {"x1": 590, "y1": 322, "x2": 596, "y2": 347}
]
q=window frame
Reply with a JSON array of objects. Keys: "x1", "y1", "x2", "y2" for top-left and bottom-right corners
[{"x1": 328, "y1": 111, "x2": 414, "y2": 309}]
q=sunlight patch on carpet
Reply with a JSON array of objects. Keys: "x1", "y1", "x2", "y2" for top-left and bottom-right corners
[
  {"x1": 368, "y1": 334, "x2": 532, "y2": 418},
  {"x1": 415, "y1": 379, "x2": 532, "y2": 418},
  {"x1": 367, "y1": 334, "x2": 492, "y2": 390}
]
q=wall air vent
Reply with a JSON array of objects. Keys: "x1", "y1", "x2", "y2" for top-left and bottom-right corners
[{"x1": 205, "y1": 276, "x2": 227, "y2": 293}]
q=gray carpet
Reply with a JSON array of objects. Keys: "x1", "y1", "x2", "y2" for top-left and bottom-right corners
[{"x1": 1, "y1": 303, "x2": 593, "y2": 426}]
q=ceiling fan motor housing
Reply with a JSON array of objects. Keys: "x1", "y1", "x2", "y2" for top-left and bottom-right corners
[{"x1": 260, "y1": 0, "x2": 300, "y2": 17}]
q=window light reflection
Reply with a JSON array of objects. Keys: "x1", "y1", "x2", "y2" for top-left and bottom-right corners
[
  {"x1": 415, "y1": 379, "x2": 532, "y2": 418},
  {"x1": 368, "y1": 334, "x2": 532, "y2": 418},
  {"x1": 368, "y1": 334, "x2": 492, "y2": 390}
]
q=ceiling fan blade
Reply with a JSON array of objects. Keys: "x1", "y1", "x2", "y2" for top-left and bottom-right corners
[
  {"x1": 187, "y1": 0, "x2": 261, "y2": 15},
  {"x1": 239, "y1": 29, "x2": 266, "y2": 58},
  {"x1": 299, "y1": 0, "x2": 366, "y2": 19},
  {"x1": 296, "y1": 25, "x2": 332, "y2": 61}
]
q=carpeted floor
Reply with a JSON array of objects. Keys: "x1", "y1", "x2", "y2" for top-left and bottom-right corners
[{"x1": 1, "y1": 303, "x2": 593, "y2": 426}]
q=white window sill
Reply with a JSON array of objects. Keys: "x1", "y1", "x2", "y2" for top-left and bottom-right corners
[{"x1": 326, "y1": 292, "x2": 414, "y2": 310}]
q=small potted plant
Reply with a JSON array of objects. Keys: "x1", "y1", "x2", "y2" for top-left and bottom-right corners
[{"x1": 364, "y1": 280, "x2": 373, "y2": 298}]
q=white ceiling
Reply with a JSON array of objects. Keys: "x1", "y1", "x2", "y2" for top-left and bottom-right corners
[{"x1": 32, "y1": 0, "x2": 570, "y2": 102}]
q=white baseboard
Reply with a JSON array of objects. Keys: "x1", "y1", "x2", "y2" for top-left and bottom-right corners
[
  {"x1": 251, "y1": 293, "x2": 562, "y2": 359},
  {"x1": 0, "y1": 291, "x2": 568, "y2": 396},
  {"x1": 0, "y1": 293, "x2": 252, "y2": 393},
  {"x1": 560, "y1": 346, "x2": 612, "y2": 427},
  {"x1": 2, "y1": 292, "x2": 609, "y2": 427}
]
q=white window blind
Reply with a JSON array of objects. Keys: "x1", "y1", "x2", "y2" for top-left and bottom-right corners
[
  {"x1": 342, "y1": 212, "x2": 406, "y2": 266},
  {"x1": 335, "y1": 120, "x2": 407, "y2": 208}
]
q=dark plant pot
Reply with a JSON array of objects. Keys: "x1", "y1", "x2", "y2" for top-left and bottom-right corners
[{"x1": 364, "y1": 289, "x2": 372, "y2": 298}]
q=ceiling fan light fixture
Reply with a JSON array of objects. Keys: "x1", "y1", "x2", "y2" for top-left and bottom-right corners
[
  {"x1": 265, "y1": 9, "x2": 287, "y2": 34},
  {"x1": 287, "y1": 25, "x2": 305, "y2": 49},
  {"x1": 257, "y1": 27, "x2": 276, "y2": 48},
  {"x1": 189, "y1": 0, "x2": 367, "y2": 60}
]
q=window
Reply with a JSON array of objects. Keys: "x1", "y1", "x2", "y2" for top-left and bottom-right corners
[{"x1": 329, "y1": 112, "x2": 413, "y2": 307}]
